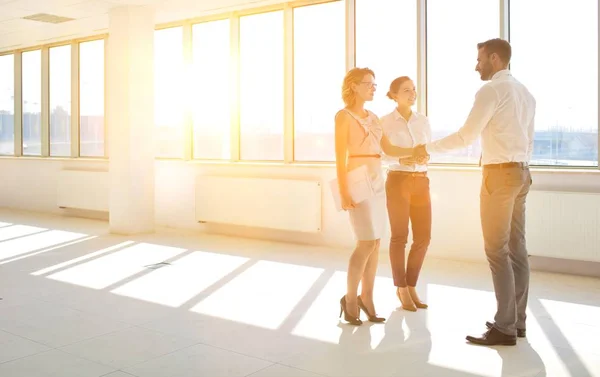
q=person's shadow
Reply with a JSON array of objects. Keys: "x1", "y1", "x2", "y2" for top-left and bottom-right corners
[
  {"x1": 336, "y1": 321, "x2": 372, "y2": 352},
  {"x1": 374, "y1": 307, "x2": 434, "y2": 374},
  {"x1": 496, "y1": 340, "x2": 547, "y2": 377}
]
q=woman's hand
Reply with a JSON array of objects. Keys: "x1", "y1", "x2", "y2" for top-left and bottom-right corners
[
  {"x1": 399, "y1": 156, "x2": 417, "y2": 166},
  {"x1": 341, "y1": 193, "x2": 355, "y2": 210},
  {"x1": 400, "y1": 155, "x2": 429, "y2": 166}
]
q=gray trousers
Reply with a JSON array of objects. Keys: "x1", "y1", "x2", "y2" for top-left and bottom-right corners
[{"x1": 480, "y1": 165, "x2": 532, "y2": 336}]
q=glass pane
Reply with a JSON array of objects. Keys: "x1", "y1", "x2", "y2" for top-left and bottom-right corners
[
  {"x1": 240, "y1": 11, "x2": 284, "y2": 161},
  {"x1": 356, "y1": 0, "x2": 417, "y2": 117},
  {"x1": 192, "y1": 20, "x2": 231, "y2": 160},
  {"x1": 50, "y1": 45, "x2": 71, "y2": 157},
  {"x1": 79, "y1": 40, "x2": 105, "y2": 157},
  {"x1": 426, "y1": 0, "x2": 499, "y2": 164},
  {"x1": 22, "y1": 50, "x2": 41, "y2": 156},
  {"x1": 511, "y1": 0, "x2": 598, "y2": 166},
  {"x1": 0, "y1": 54, "x2": 14, "y2": 155},
  {"x1": 155, "y1": 27, "x2": 185, "y2": 158},
  {"x1": 293, "y1": 1, "x2": 345, "y2": 162}
]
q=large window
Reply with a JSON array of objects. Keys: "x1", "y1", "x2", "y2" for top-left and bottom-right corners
[
  {"x1": 79, "y1": 40, "x2": 105, "y2": 157},
  {"x1": 5, "y1": 3, "x2": 600, "y2": 168},
  {"x1": 0, "y1": 54, "x2": 14, "y2": 155},
  {"x1": 49, "y1": 45, "x2": 71, "y2": 157},
  {"x1": 426, "y1": 0, "x2": 499, "y2": 164},
  {"x1": 155, "y1": 27, "x2": 185, "y2": 158},
  {"x1": 22, "y1": 50, "x2": 41, "y2": 156},
  {"x1": 192, "y1": 20, "x2": 231, "y2": 160},
  {"x1": 293, "y1": 1, "x2": 345, "y2": 162},
  {"x1": 239, "y1": 11, "x2": 284, "y2": 161},
  {"x1": 510, "y1": 0, "x2": 598, "y2": 166},
  {"x1": 356, "y1": 0, "x2": 417, "y2": 118}
]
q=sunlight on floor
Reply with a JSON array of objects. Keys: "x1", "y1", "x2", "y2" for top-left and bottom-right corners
[
  {"x1": 0, "y1": 211, "x2": 596, "y2": 377},
  {"x1": 31, "y1": 240, "x2": 135, "y2": 276},
  {"x1": 0, "y1": 224, "x2": 48, "y2": 242},
  {"x1": 290, "y1": 271, "x2": 348, "y2": 344},
  {"x1": 1, "y1": 235, "x2": 98, "y2": 266},
  {"x1": 0, "y1": 229, "x2": 88, "y2": 260},
  {"x1": 191, "y1": 260, "x2": 324, "y2": 329},
  {"x1": 539, "y1": 298, "x2": 600, "y2": 327},
  {"x1": 112, "y1": 251, "x2": 250, "y2": 307},
  {"x1": 46, "y1": 243, "x2": 186, "y2": 289}
]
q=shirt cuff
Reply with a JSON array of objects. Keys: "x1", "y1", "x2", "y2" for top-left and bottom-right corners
[{"x1": 425, "y1": 142, "x2": 435, "y2": 154}]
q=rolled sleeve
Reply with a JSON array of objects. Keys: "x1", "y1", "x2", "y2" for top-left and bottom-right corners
[{"x1": 426, "y1": 85, "x2": 499, "y2": 154}]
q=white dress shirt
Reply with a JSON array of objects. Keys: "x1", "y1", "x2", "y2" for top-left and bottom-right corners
[
  {"x1": 381, "y1": 109, "x2": 432, "y2": 172},
  {"x1": 425, "y1": 70, "x2": 536, "y2": 165}
]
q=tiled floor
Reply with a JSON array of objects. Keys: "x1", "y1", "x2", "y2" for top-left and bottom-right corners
[{"x1": 0, "y1": 209, "x2": 599, "y2": 377}]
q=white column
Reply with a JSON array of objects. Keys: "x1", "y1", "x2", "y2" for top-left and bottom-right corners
[{"x1": 107, "y1": 6, "x2": 155, "y2": 235}]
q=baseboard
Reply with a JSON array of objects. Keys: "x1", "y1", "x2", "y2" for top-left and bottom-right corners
[{"x1": 530, "y1": 255, "x2": 600, "y2": 278}]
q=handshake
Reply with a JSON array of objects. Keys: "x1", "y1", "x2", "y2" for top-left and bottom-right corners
[{"x1": 399, "y1": 144, "x2": 430, "y2": 166}]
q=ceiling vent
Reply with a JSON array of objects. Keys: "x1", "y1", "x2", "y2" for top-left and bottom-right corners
[{"x1": 23, "y1": 13, "x2": 75, "y2": 24}]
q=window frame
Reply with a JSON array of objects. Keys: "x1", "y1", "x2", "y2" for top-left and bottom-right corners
[
  {"x1": 48, "y1": 43, "x2": 73, "y2": 157},
  {"x1": 0, "y1": 52, "x2": 16, "y2": 156},
  {"x1": 0, "y1": 0, "x2": 597, "y2": 170},
  {"x1": 0, "y1": 36, "x2": 107, "y2": 159}
]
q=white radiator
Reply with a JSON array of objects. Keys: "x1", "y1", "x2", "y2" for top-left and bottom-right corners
[
  {"x1": 195, "y1": 175, "x2": 322, "y2": 233},
  {"x1": 526, "y1": 190, "x2": 600, "y2": 262},
  {"x1": 57, "y1": 170, "x2": 109, "y2": 212}
]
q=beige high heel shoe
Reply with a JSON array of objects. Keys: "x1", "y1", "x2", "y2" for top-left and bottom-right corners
[
  {"x1": 396, "y1": 287, "x2": 417, "y2": 312},
  {"x1": 408, "y1": 286, "x2": 428, "y2": 309}
]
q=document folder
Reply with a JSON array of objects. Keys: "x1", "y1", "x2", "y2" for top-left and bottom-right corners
[{"x1": 329, "y1": 165, "x2": 375, "y2": 211}]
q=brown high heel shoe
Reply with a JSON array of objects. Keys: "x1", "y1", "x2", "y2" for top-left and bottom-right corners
[
  {"x1": 357, "y1": 296, "x2": 385, "y2": 323},
  {"x1": 396, "y1": 287, "x2": 417, "y2": 312},
  {"x1": 339, "y1": 296, "x2": 362, "y2": 325}
]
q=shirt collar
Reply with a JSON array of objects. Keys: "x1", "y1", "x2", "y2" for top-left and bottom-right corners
[
  {"x1": 394, "y1": 109, "x2": 416, "y2": 122},
  {"x1": 491, "y1": 69, "x2": 511, "y2": 80}
]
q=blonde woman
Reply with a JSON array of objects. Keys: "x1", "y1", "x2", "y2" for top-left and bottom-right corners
[{"x1": 335, "y1": 68, "x2": 414, "y2": 325}]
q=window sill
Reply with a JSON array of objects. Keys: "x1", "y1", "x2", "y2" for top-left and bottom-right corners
[
  {"x1": 4, "y1": 156, "x2": 598, "y2": 174},
  {"x1": 0, "y1": 156, "x2": 108, "y2": 162},
  {"x1": 159, "y1": 158, "x2": 600, "y2": 174}
]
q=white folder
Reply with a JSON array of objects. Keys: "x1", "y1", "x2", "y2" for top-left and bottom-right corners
[{"x1": 329, "y1": 165, "x2": 376, "y2": 211}]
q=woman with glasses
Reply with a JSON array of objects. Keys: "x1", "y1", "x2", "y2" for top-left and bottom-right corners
[{"x1": 335, "y1": 68, "x2": 414, "y2": 325}]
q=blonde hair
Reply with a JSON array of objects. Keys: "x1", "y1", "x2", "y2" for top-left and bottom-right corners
[{"x1": 342, "y1": 67, "x2": 375, "y2": 106}]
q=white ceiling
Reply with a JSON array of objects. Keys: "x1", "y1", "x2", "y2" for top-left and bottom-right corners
[{"x1": 0, "y1": 0, "x2": 279, "y2": 52}]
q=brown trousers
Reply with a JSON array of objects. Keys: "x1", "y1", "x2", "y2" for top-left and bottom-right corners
[{"x1": 385, "y1": 172, "x2": 432, "y2": 288}]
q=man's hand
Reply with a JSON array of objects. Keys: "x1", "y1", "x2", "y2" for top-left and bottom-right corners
[{"x1": 415, "y1": 155, "x2": 430, "y2": 165}]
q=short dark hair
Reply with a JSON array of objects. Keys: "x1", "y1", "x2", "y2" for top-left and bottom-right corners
[{"x1": 477, "y1": 38, "x2": 511, "y2": 64}]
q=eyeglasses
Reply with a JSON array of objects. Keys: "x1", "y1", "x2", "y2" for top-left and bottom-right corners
[{"x1": 360, "y1": 82, "x2": 377, "y2": 89}]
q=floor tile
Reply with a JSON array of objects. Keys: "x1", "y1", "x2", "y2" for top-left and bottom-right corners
[
  {"x1": 0, "y1": 349, "x2": 116, "y2": 377},
  {"x1": 59, "y1": 326, "x2": 197, "y2": 369},
  {"x1": 123, "y1": 343, "x2": 272, "y2": 377}
]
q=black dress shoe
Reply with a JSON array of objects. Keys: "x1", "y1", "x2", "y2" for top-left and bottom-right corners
[
  {"x1": 466, "y1": 327, "x2": 516, "y2": 346},
  {"x1": 485, "y1": 321, "x2": 526, "y2": 338}
]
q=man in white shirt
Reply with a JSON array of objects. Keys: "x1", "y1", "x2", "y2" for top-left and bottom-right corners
[{"x1": 414, "y1": 38, "x2": 536, "y2": 346}]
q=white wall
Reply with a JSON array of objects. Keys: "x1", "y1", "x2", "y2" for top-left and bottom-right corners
[
  {"x1": 2, "y1": 157, "x2": 600, "y2": 264},
  {"x1": 0, "y1": 158, "x2": 108, "y2": 215}
]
